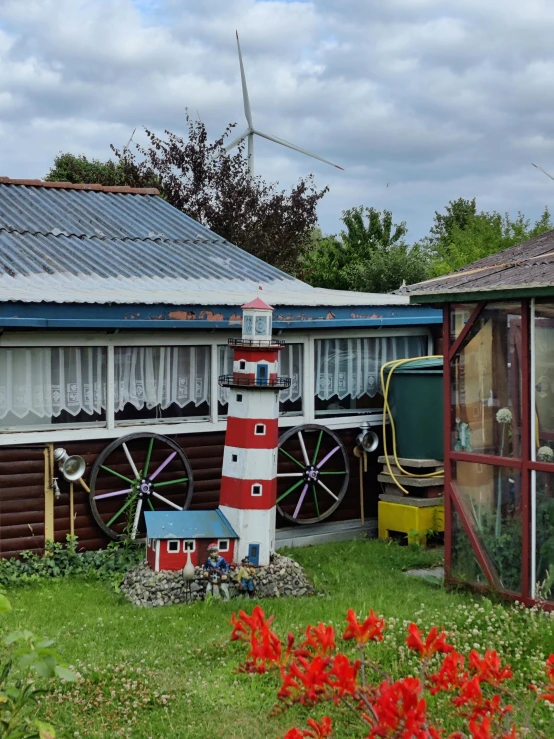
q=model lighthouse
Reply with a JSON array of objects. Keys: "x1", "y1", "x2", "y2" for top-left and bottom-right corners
[{"x1": 218, "y1": 298, "x2": 290, "y2": 566}]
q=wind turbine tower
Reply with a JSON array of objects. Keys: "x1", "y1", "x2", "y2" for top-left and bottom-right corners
[{"x1": 225, "y1": 32, "x2": 343, "y2": 177}]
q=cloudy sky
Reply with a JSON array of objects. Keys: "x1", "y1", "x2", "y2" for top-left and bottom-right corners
[{"x1": 1, "y1": 0, "x2": 554, "y2": 239}]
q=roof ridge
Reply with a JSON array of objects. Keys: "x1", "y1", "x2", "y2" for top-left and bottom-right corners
[{"x1": 0, "y1": 178, "x2": 159, "y2": 195}]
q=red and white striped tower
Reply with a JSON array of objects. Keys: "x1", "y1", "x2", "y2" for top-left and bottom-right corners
[{"x1": 218, "y1": 297, "x2": 290, "y2": 566}]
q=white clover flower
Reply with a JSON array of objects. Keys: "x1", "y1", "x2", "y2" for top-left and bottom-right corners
[
  {"x1": 537, "y1": 446, "x2": 554, "y2": 462},
  {"x1": 496, "y1": 407, "x2": 513, "y2": 424}
]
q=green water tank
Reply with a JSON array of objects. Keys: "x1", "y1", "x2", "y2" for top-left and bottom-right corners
[{"x1": 385, "y1": 358, "x2": 444, "y2": 461}]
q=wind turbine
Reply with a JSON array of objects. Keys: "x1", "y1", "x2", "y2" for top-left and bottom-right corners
[{"x1": 225, "y1": 31, "x2": 344, "y2": 177}]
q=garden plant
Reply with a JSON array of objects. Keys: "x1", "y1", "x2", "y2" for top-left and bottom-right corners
[{"x1": 231, "y1": 604, "x2": 554, "y2": 738}]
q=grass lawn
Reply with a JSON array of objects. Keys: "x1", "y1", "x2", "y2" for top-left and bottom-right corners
[{"x1": 3, "y1": 539, "x2": 554, "y2": 738}]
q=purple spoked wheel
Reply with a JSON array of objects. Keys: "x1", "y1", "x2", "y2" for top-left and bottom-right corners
[
  {"x1": 89, "y1": 433, "x2": 194, "y2": 541},
  {"x1": 276, "y1": 424, "x2": 349, "y2": 525}
]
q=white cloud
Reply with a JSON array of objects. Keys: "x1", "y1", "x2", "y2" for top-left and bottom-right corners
[{"x1": 0, "y1": 0, "x2": 553, "y2": 239}]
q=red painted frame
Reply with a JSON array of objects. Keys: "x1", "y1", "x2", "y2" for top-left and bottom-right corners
[{"x1": 443, "y1": 298, "x2": 554, "y2": 609}]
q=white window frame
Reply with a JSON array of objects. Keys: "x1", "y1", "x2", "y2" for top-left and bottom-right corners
[
  {"x1": 238, "y1": 360, "x2": 246, "y2": 370},
  {"x1": 251, "y1": 483, "x2": 263, "y2": 496},
  {"x1": 0, "y1": 326, "x2": 431, "y2": 445},
  {"x1": 218, "y1": 539, "x2": 229, "y2": 552},
  {"x1": 167, "y1": 539, "x2": 180, "y2": 553},
  {"x1": 183, "y1": 540, "x2": 196, "y2": 552},
  {"x1": 254, "y1": 423, "x2": 266, "y2": 436}
]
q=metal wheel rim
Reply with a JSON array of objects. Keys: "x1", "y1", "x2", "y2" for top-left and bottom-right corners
[
  {"x1": 89, "y1": 432, "x2": 194, "y2": 541},
  {"x1": 276, "y1": 423, "x2": 349, "y2": 525}
]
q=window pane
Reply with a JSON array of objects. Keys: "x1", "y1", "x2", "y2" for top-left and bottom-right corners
[
  {"x1": 450, "y1": 302, "x2": 521, "y2": 457},
  {"x1": 450, "y1": 303, "x2": 477, "y2": 343},
  {"x1": 534, "y1": 302, "x2": 554, "y2": 462},
  {"x1": 218, "y1": 343, "x2": 303, "y2": 417},
  {"x1": 0, "y1": 347, "x2": 106, "y2": 430},
  {"x1": 114, "y1": 346, "x2": 210, "y2": 424},
  {"x1": 314, "y1": 336, "x2": 427, "y2": 418},
  {"x1": 452, "y1": 460, "x2": 522, "y2": 593},
  {"x1": 535, "y1": 472, "x2": 554, "y2": 603}
]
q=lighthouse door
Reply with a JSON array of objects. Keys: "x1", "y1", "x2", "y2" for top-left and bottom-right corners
[
  {"x1": 256, "y1": 364, "x2": 268, "y2": 385},
  {"x1": 248, "y1": 543, "x2": 260, "y2": 566}
]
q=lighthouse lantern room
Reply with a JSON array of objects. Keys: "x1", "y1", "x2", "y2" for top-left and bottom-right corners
[{"x1": 218, "y1": 297, "x2": 291, "y2": 566}]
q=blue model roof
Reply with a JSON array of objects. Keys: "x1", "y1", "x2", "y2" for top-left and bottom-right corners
[{"x1": 144, "y1": 509, "x2": 238, "y2": 540}]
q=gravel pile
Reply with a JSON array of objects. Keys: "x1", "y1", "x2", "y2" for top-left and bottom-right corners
[{"x1": 120, "y1": 552, "x2": 314, "y2": 607}]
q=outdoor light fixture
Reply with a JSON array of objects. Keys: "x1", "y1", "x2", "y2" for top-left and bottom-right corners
[
  {"x1": 356, "y1": 420, "x2": 379, "y2": 454},
  {"x1": 53, "y1": 448, "x2": 86, "y2": 482}
]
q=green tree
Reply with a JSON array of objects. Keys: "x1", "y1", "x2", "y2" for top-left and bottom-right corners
[
  {"x1": 45, "y1": 116, "x2": 327, "y2": 274},
  {"x1": 423, "y1": 201, "x2": 553, "y2": 277},
  {"x1": 302, "y1": 206, "x2": 428, "y2": 293}
]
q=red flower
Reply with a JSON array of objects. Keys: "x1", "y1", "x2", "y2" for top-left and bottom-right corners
[
  {"x1": 546, "y1": 654, "x2": 554, "y2": 682},
  {"x1": 468, "y1": 650, "x2": 512, "y2": 686},
  {"x1": 300, "y1": 623, "x2": 336, "y2": 657},
  {"x1": 279, "y1": 655, "x2": 334, "y2": 705},
  {"x1": 467, "y1": 715, "x2": 518, "y2": 739},
  {"x1": 429, "y1": 652, "x2": 467, "y2": 695},
  {"x1": 328, "y1": 654, "x2": 360, "y2": 697},
  {"x1": 343, "y1": 608, "x2": 385, "y2": 645},
  {"x1": 283, "y1": 717, "x2": 333, "y2": 738},
  {"x1": 406, "y1": 623, "x2": 453, "y2": 660},
  {"x1": 368, "y1": 677, "x2": 428, "y2": 738},
  {"x1": 231, "y1": 606, "x2": 294, "y2": 673}
]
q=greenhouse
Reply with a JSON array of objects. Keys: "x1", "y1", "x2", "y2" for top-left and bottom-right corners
[{"x1": 406, "y1": 231, "x2": 554, "y2": 608}]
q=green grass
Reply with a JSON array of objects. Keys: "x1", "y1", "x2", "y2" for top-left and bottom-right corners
[{"x1": 2, "y1": 539, "x2": 554, "y2": 738}]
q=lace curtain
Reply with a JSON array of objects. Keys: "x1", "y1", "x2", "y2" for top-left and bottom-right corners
[
  {"x1": 315, "y1": 336, "x2": 427, "y2": 400},
  {"x1": 0, "y1": 347, "x2": 106, "y2": 419},
  {"x1": 114, "y1": 346, "x2": 211, "y2": 411},
  {"x1": 218, "y1": 344, "x2": 303, "y2": 406}
]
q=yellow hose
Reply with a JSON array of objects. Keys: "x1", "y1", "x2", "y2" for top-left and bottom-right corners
[{"x1": 380, "y1": 356, "x2": 444, "y2": 495}]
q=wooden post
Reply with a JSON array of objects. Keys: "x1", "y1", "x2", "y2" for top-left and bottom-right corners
[
  {"x1": 69, "y1": 482, "x2": 75, "y2": 539},
  {"x1": 43, "y1": 444, "x2": 55, "y2": 543}
]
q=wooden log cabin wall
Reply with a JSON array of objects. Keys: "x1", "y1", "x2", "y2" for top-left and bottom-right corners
[{"x1": 0, "y1": 179, "x2": 442, "y2": 556}]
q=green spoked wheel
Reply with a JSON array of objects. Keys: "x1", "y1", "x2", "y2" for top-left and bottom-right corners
[
  {"x1": 89, "y1": 433, "x2": 194, "y2": 541},
  {"x1": 276, "y1": 424, "x2": 349, "y2": 525}
]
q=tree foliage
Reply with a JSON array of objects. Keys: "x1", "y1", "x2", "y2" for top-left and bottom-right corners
[
  {"x1": 423, "y1": 199, "x2": 553, "y2": 277},
  {"x1": 45, "y1": 117, "x2": 327, "y2": 273},
  {"x1": 302, "y1": 206, "x2": 428, "y2": 293}
]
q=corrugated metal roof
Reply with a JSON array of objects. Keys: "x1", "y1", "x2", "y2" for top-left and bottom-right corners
[
  {"x1": 404, "y1": 229, "x2": 554, "y2": 299},
  {"x1": 144, "y1": 509, "x2": 238, "y2": 540},
  {"x1": 0, "y1": 183, "x2": 410, "y2": 307}
]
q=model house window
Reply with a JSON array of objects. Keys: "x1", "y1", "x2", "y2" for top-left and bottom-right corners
[
  {"x1": 0, "y1": 347, "x2": 107, "y2": 431},
  {"x1": 314, "y1": 336, "x2": 427, "y2": 418},
  {"x1": 252, "y1": 483, "x2": 263, "y2": 496},
  {"x1": 218, "y1": 539, "x2": 229, "y2": 552},
  {"x1": 167, "y1": 540, "x2": 180, "y2": 553},
  {"x1": 236, "y1": 393, "x2": 243, "y2": 402},
  {"x1": 239, "y1": 360, "x2": 246, "y2": 370},
  {"x1": 218, "y1": 344, "x2": 303, "y2": 417},
  {"x1": 114, "y1": 346, "x2": 210, "y2": 424},
  {"x1": 231, "y1": 453, "x2": 238, "y2": 462},
  {"x1": 183, "y1": 540, "x2": 195, "y2": 552},
  {"x1": 255, "y1": 424, "x2": 266, "y2": 435}
]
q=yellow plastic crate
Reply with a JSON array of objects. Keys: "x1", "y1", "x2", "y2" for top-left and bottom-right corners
[{"x1": 378, "y1": 500, "x2": 444, "y2": 546}]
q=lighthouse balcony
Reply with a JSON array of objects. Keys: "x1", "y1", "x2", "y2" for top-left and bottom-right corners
[
  {"x1": 218, "y1": 374, "x2": 291, "y2": 389},
  {"x1": 227, "y1": 338, "x2": 285, "y2": 348}
]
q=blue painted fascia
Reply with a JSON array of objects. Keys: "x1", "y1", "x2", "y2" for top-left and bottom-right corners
[{"x1": 0, "y1": 302, "x2": 442, "y2": 329}]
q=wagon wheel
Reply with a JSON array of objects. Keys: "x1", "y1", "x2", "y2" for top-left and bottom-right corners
[
  {"x1": 89, "y1": 433, "x2": 194, "y2": 541},
  {"x1": 277, "y1": 424, "x2": 349, "y2": 525}
]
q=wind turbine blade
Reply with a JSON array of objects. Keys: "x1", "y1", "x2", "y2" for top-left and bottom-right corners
[
  {"x1": 532, "y1": 163, "x2": 554, "y2": 182},
  {"x1": 254, "y1": 129, "x2": 344, "y2": 170},
  {"x1": 224, "y1": 129, "x2": 251, "y2": 152},
  {"x1": 236, "y1": 31, "x2": 253, "y2": 128}
]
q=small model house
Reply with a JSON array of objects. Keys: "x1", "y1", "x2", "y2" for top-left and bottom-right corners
[{"x1": 145, "y1": 509, "x2": 238, "y2": 572}]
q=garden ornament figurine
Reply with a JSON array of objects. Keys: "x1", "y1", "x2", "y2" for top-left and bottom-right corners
[
  {"x1": 202, "y1": 543, "x2": 230, "y2": 600},
  {"x1": 454, "y1": 418, "x2": 473, "y2": 453},
  {"x1": 236, "y1": 556, "x2": 256, "y2": 598}
]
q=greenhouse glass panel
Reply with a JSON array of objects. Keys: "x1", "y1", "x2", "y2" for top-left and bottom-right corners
[{"x1": 534, "y1": 472, "x2": 554, "y2": 603}]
